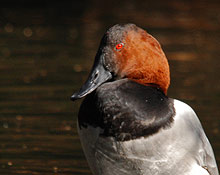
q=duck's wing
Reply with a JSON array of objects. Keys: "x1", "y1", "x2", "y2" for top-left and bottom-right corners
[
  {"x1": 202, "y1": 134, "x2": 219, "y2": 175},
  {"x1": 173, "y1": 100, "x2": 219, "y2": 175}
]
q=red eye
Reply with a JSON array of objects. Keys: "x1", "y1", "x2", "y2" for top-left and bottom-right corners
[{"x1": 115, "y1": 43, "x2": 124, "y2": 50}]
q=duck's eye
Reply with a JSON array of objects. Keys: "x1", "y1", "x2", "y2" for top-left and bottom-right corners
[{"x1": 115, "y1": 43, "x2": 124, "y2": 50}]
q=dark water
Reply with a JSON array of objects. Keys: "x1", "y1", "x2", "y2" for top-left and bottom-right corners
[{"x1": 0, "y1": 1, "x2": 219, "y2": 174}]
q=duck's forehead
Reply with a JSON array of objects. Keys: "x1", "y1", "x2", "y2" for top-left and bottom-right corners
[{"x1": 105, "y1": 24, "x2": 137, "y2": 45}]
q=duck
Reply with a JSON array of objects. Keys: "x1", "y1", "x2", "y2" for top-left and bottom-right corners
[{"x1": 71, "y1": 23, "x2": 219, "y2": 175}]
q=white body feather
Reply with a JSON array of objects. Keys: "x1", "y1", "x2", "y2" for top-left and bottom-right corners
[{"x1": 78, "y1": 100, "x2": 219, "y2": 175}]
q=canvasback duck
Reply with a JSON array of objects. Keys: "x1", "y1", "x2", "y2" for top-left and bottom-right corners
[{"x1": 71, "y1": 24, "x2": 219, "y2": 175}]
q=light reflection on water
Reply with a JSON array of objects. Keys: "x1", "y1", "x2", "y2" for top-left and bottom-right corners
[{"x1": 0, "y1": 1, "x2": 219, "y2": 174}]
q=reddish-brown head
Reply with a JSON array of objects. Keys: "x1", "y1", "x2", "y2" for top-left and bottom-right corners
[
  {"x1": 71, "y1": 24, "x2": 170, "y2": 100},
  {"x1": 106, "y1": 24, "x2": 170, "y2": 94}
]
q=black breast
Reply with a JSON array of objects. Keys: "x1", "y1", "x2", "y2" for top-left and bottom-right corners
[{"x1": 78, "y1": 79, "x2": 175, "y2": 141}]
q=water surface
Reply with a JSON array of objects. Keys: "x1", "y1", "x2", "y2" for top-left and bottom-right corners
[{"x1": 0, "y1": 1, "x2": 219, "y2": 174}]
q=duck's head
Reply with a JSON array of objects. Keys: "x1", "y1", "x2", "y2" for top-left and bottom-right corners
[{"x1": 71, "y1": 24, "x2": 170, "y2": 100}]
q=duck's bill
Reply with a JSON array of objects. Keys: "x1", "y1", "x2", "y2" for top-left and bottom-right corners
[{"x1": 71, "y1": 59, "x2": 112, "y2": 101}]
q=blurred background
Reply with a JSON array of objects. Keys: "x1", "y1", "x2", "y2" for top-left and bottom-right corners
[{"x1": 0, "y1": 0, "x2": 219, "y2": 174}]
